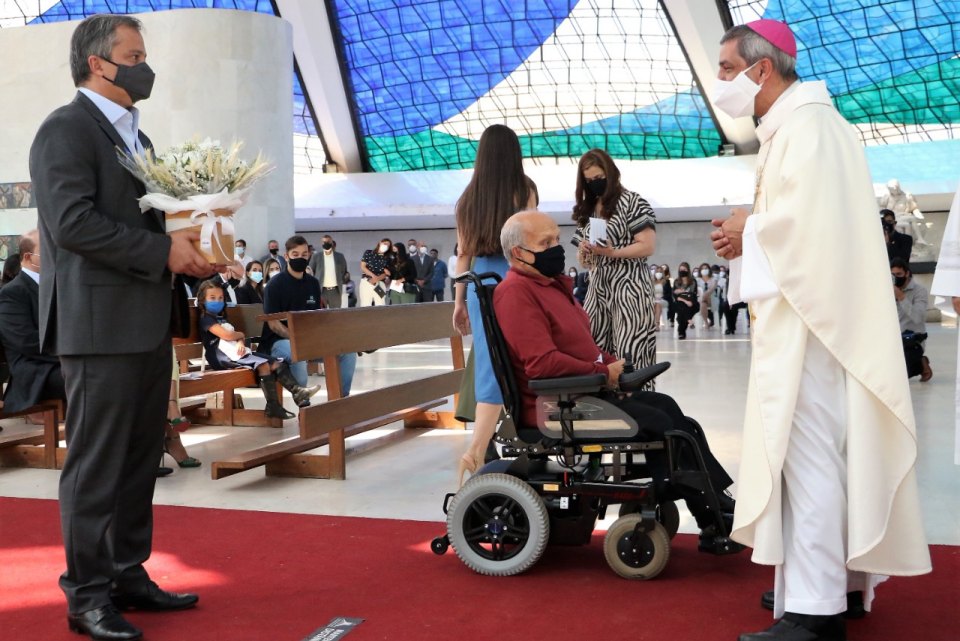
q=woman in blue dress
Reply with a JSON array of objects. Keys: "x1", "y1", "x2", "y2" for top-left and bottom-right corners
[{"x1": 452, "y1": 124, "x2": 538, "y2": 485}]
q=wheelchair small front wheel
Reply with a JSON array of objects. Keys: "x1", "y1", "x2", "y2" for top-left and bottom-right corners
[
  {"x1": 603, "y1": 514, "x2": 670, "y2": 580},
  {"x1": 431, "y1": 536, "x2": 449, "y2": 555},
  {"x1": 446, "y1": 473, "x2": 549, "y2": 576}
]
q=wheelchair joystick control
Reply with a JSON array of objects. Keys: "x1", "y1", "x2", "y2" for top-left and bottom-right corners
[{"x1": 622, "y1": 353, "x2": 635, "y2": 374}]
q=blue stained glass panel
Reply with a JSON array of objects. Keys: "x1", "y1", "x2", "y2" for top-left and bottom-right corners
[{"x1": 727, "y1": 1, "x2": 960, "y2": 145}]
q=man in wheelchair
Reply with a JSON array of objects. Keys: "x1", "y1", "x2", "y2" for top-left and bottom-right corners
[{"x1": 492, "y1": 210, "x2": 739, "y2": 548}]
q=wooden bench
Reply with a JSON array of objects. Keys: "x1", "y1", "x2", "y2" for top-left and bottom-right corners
[
  {"x1": 173, "y1": 303, "x2": 282, "y2": 428},
  {"x1": 0, "y1": 344, "x2": 66, "y2": 469},
  {"x1": 211, "y1": 302, "x2": 466, "y2": 480}
]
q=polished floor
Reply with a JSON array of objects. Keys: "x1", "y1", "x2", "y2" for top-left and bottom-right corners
[{"x1": 1, "y1": 321, "x2": 957, "y2": 545}]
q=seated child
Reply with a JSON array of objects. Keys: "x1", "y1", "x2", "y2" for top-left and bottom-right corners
[{"x1": 196, "y1": 279, "x2": 320, "y2": 419}]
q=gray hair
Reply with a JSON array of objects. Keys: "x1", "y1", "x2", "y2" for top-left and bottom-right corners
[
  {"x1": 500, "y1": 215, "x2": 527, "y2": 263},
  {"x1": 70, "y1": 14, "x2": 143, "y2": 86},
  {"x1": 720, "y1": 25, "x2": 798, "y2": 81}
]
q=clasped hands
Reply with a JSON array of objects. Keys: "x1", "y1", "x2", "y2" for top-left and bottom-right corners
[
  {"x1": 580, "y1": 239, "x2": 613, "y2": 258},
  {"x1": 710, "y1": 207, "x2": 749, "y2": 260}
]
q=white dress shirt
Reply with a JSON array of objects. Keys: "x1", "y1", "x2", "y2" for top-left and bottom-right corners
[{"x1": 78, "y1": 87, "x2": 144, "y2": 155}]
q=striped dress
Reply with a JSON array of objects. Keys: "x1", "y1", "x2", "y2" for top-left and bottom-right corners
[{"x1": 574, "y1": 189, "x2": 658, "y2": 390}]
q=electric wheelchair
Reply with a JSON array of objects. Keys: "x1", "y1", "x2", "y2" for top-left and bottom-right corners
[{"x1": 432, "y1": 272, "x2": 742, "y2": 580}]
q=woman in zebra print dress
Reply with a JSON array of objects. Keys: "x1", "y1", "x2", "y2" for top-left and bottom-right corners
[{"x1": 573, "y1": 149, "x2": 658, "y2": 390}]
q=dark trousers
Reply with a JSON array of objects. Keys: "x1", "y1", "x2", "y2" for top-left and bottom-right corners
[
  {"x1": 903, "y1": 336, "x2": 926, "y2": 377},
  {"x1": 675, "y1": 301, "x2": 698, "y2": 337},
  {"x1": 430, "y1": 288, "x2": 444, "y2": 302},
  {"x1": 58, "y1": 338, "x2": 170, "y2": 613},
  {"x1": 721, "y1": 301, "x2": 747, "y2": 332},
  {"x1": 610, "y1": 391, "x2": 732, "y2": 526},
  {"x1": 418, "y1": 287, "x2": 434, "y2": 303},
  {"x1": 320, "y1": 287, "x2": 342, "y2": 309}
]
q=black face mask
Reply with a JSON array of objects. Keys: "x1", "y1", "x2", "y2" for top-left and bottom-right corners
[
  {"x1": 678, "y1": 269, "x2": 689, "y2": 277},
  {"x1": 893, "y1": 275, "x2": 907, "y2": 288},
  {"x1": 518, "y1": 244, "x2": 565, "y2": 278},
  {"x1": 104, "y1": 59, "x2": 155, "y2": 103},
  {"x1": 321, "y1": 242, "x2": 333, "y2": 251},
  {"x1": 288, "y1": 257, "x2": 309, "y2": 274},
  {"x1": 270, "y1": 248, "x2": 279, "y2": 256},
  {"x1": 586, "y1": 177, "x2": 607, "y2": 198}
]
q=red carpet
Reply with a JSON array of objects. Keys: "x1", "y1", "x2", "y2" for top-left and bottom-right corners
[{"x1": 1, "y1": 497, "x2": 955, "y2": 641}]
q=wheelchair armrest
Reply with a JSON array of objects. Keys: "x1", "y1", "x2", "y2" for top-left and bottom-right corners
[
  {"x1": 529, "y1": 373, "x2": 607, "y2": 396},
  {"x1": 619, "y1": 361, "x2": 670, "y2": 391}
]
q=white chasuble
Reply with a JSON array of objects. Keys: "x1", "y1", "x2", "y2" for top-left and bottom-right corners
[
  {"x1": 931, "y1": 180, "x2": 960, "y2": 464},
  {"x1": 730, "y1": 81, "x2": 931, "y2": 577}
]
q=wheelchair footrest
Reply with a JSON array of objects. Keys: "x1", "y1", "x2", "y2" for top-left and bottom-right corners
[{"x1": 698, "y1": 534, "x2": 746, "y2": 556}]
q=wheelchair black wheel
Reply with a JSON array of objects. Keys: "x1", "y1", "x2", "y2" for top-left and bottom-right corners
[
  {"x1": 446, "y1": 473, "x2": 549, "y2": 576},
  {"x1": 603, "y1": 514, "x2": 670, "y2": 580},
  {"x1": 617, "y1": 500, "x2": 680, "y2": 540}
]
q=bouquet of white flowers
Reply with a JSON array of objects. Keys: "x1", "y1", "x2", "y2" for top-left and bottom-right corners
[{"x1": 118, "y1": 138, "x2": 272, "y2": 263}]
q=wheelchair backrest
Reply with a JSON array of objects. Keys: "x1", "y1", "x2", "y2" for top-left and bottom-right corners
[{"x1": 460, "y1": 272, "x2": 524, "y2": 434}]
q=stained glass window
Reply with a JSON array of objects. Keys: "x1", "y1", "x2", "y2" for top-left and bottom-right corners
[
  {"x1": 330, "y1": 0, "x2": 723, "y2": 171},
  {"x1": 727, "y1": 0, "x2": 960, "y2": 146}
]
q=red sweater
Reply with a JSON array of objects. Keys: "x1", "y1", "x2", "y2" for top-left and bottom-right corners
[{"x1": 493, "y1": 267, "x2": 615, "y2": 426}]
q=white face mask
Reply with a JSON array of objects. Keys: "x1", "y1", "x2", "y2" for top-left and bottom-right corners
[
  {"x1": 408, "y1": 244, "x2": 417, "y2": 253},
  {"x1": 655, "y1": 272, "x2": 663, "y2": 280},
  {"x1": 701, "y1": 269, "x2": 711, "y2": 277},
  {"x1": 419, "y1": 246, "x2": 428, "y2": 255},
  {"x1": 713, "y1": 62, "x2": 762, "y2": 119},
  {"x1": 379, "y1": 243, "x2": 389, "y2": 252}
]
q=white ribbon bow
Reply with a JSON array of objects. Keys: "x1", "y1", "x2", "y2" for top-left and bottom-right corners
[{"x1": 190, "y1": 208, "x2": 235, "y2": 256}]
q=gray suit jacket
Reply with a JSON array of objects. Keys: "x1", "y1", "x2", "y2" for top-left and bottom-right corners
[
  {"x1": 412, "y1": 253, "x2": 435, "y2": 282},
  {"x1": 308, "y1": 250, "x2": 347, "y2": 287},
  {"x1": 29, "y1": 92, "x2": 172, "y2": 356}
]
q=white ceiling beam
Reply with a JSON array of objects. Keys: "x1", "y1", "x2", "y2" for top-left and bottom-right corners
[
  {"x1": 662, "y1": 0, "x2": 759, "y2": 155},
  {"x1": 274, "y1": 0, "x2": 363, "y2": 172}
]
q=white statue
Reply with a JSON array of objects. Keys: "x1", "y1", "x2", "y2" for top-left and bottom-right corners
[{"x1": 878, "y1": 179, "x2": 935, "y2": 261}]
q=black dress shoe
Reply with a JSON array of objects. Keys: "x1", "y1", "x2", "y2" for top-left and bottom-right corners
[
  {"x1": 761, "y1": 590, "x2": 865, "y2": 619},
  {"x1": 67, "y1": 605, "x2": 142, "y2": 640},
  {"x1": 739, "y1": 613, "x2": 845, "y2": 641},
  {"x1": 111, "y1": 581, "x2": 198, "y2": 611}
]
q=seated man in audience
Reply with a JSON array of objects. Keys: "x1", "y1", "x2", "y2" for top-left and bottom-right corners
[
  {"x1": 493, "y1": 210, "x2": 739, "y2": 546},
  {"x1": 891, "y1": 257, "x2": 931, "y2": 381},
  {"x1": 0, "y1": 230, "x2": 66, "y2": 414},
  {"x1": 192, "y1": 260, "x2": 243, "y2": 303},
  {"x1": 259, "y1": 235, "x2": 358, "y2": 397}
]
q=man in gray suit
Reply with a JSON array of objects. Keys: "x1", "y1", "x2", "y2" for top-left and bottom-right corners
[
  {"x1": 410, "y1": 239, "x2": 435, "y2": 302},
  {"x1": 30, "y1": 15, "x2": 212, "y2": 641},
  {"x1": 307, "y1": 234, "x2": 348, "y2": 309}
]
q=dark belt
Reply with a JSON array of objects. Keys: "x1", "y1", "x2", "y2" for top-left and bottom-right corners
[{"x1": 322, "y1": 286, "x2": 339, "y2": 291}]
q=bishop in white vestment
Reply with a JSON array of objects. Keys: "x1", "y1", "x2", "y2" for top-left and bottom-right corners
[{"x1": 710, "y1": 20, "x2": 931, "y2": 641}]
